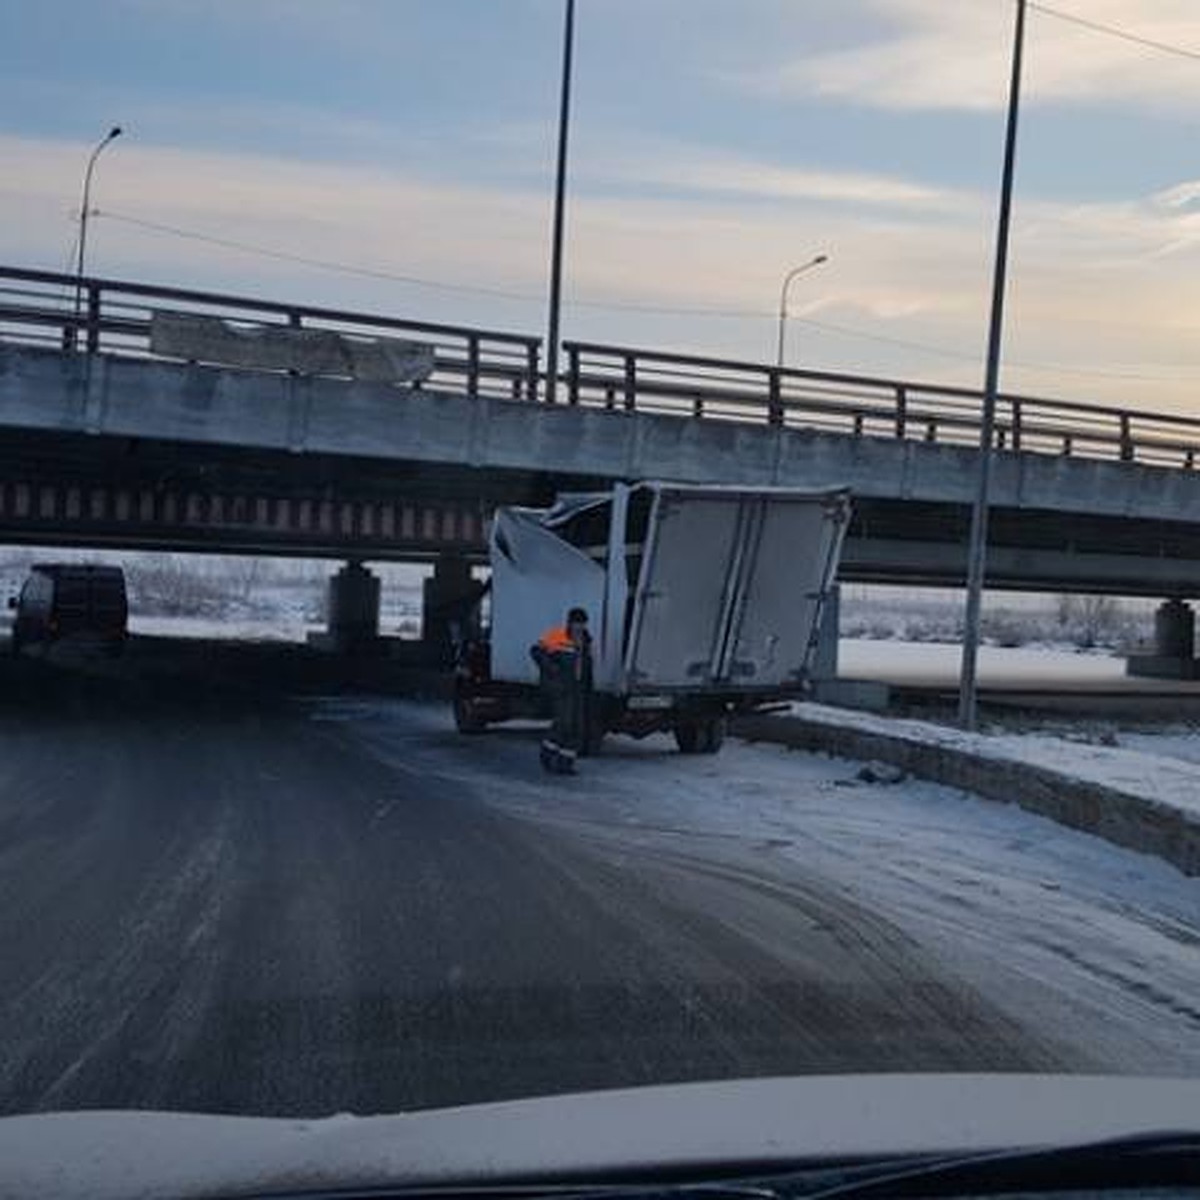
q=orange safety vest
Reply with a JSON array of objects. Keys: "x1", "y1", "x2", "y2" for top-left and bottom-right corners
[{"x1": 538, "y1": 625, "x2": 577, "y2": 655}]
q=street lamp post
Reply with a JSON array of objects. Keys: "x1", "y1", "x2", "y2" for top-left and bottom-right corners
[
  {"x1": 545, "y1": 0, "x2": 575, "y2": 402},
  {"x1": 71, "y1": 125, "x2": 122, "y2": 349},
  {"x1": 958, "y1": 0, "x2": 1026, "y2": 731},
  {"x1": 776, "y1": 253, "x2": 828, "y2": 368}
]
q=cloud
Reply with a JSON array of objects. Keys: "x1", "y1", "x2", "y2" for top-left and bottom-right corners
[
  {"x1": 744, "y1": 0, "x2": 1200, "y2": 113},
  {"x1": 1153, "y1": 179, "x2": 1200, "y2": 210},
  {"x1": 579, "y1": 139, "x2": 973, "y2": 214}
]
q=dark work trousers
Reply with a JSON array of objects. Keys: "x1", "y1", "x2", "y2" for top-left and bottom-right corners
[
  {"x1": 533, "y1": 647, "x2": 589, "y2": 766},
  {"x1": 547, "y1": 670, "x2": 584, "y2": 754}
]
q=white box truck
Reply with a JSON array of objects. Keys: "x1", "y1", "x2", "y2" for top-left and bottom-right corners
[{"x1": 453, "y1": 481, "x2": 850, "y2": 755}]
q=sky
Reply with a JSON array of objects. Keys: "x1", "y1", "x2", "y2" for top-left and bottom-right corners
[{"x1": 3, "y1": 0, "x2": 1200, "y2": 410}]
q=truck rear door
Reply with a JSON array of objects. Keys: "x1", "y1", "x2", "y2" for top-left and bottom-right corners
[{"x1": 624, "y1": 487, "x2": 849, "y2": 693}]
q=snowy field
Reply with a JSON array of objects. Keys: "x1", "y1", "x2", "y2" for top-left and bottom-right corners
[{"x1": 839, "y1": 638, "x2": 1126, "y2": 687}]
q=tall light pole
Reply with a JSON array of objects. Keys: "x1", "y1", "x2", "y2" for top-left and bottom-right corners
[
  {"x1": 72, "y1": 125, "x2": 123, "y2": 347},
  {"x1": 776, "y1": 253, "x2": 828, "y2": 368},
  {"x1": 545, "y1": 0, "x2": 575, "y2": 402},
  {"x1": 959, "y1": 0, "x2": 1026, "y2": 731}
]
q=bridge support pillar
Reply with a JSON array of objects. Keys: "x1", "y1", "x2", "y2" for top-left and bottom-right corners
[
  {"x1": 1127, "y1": 598, "x2": 1200, "y2": 679},
  {"x1": 422, "y1": 553, "x2": 477, "y2": 667},
  {"x1": 325, "y1": 560, "x2": 381, "y2": 653}
]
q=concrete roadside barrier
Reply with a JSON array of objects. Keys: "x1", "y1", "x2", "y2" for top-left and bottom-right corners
[{"x1": 734, "y1": 705, "x2": 1200, "y2": 877}]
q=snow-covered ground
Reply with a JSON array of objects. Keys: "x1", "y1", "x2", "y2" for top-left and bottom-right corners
[
  {"x1": 1118, "y1": 728, "x2": 1200, "y2": 766},
  {"x1": 839, "y1": 639, "x2": 1125, "y2": 687},
  {"x1": 323, "y1": 698, "x2": 1200, "y2": 1074},
  {"x1": 126, "y1": 579, "x2": 426, "y2": 642},
  {"x1": 784, "y1": 702, "x2": 1200, "y2": 826},
  {"x1": 128, "y1": 613, "x2": 318, "y2": 642},
  {"x1": 994, "y1": 720, "x2": 1200, "y2": 777}
]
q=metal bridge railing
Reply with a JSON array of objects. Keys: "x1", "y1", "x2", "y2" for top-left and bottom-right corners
[
  {"x1": 563, "y1": 340, "x2": 1200, "y2": 470},
  {"x1": 0, "y1": 265, "x2": 542, "y2": 402},
  {"x1": 3, "y1": 264, "x2": 1198, "y2": 471}
]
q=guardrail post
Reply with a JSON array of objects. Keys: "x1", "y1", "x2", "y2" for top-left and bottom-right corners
[
  {"x1": 566, "y1": 344, "x2": 580, "y2": 405},
  {"x1": 604, "y1": 384, "x2": 616, "y2": 411},
  {"x1": 1011, "y1": 399, "x2": 1022, "y2": 452},
  {"x1": 283, "y1": 311, "x2": 303, "y2": 381},
  {"x1": 1062, "y1": 435, "x2": 1073, "y2": 456},
  {"x1": 1187, "y1": 449, "x2": 1196, "y2": 471},
  {"x1": 467, "y1": 335, "x2": 481, "y2": 398},
  {"x1": 853, "y1": 413, "x2": 863, "y2": 438},
  {"x1": 526, "y1": 343, "x2": 539, "y2": 401},
  {"x1": 895, "y1": 385, "x2": 907, "y2": 438},
  {"x1": 768, "y1": 368, "x2": 783, "y2": 427},
  {"x1": 623, "y1": 354, "x2": 637, "y2": 411},
  {"x1": 925, "y1": 419, "x2": 937, "y2": 442},
  {"x1": 1119, "y1": 412, "x2": 1134, "y2": 462},
  {"x1": 85, "y1": 284, "x2": 102, "y2": 352}
]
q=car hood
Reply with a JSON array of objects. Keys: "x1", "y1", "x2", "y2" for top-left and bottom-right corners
[{"x1": 3, "y1": 1074, "x2": 1200, "y2": 1200}]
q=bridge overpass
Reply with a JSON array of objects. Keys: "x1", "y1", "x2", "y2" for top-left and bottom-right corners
[{"x1": 2, "y1": 264, "x2": 1200, "y2": 665}]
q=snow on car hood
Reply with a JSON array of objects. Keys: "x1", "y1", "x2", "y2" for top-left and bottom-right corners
[{"x1": 4, "y1": 1074, "x2": 1200, "y2": 1200}]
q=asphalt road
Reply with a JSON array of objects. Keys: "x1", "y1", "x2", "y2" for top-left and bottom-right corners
[{"x1": 0, "y1": 655, "x2": 1188, "y2": 1117}]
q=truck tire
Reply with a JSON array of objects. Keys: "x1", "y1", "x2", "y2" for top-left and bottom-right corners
[
  {"x1": 701, "y1": 717, "x2": 727, "y2": 754},
  {"x1": 453, "y1": 692, "x2": 487, "y2": 734},
  {"x1": 675, "y1": 717, "x2": 726, "y2": 755}
]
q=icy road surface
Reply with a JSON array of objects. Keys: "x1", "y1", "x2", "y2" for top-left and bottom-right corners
[{"x1": 1, "y1": 680, "x2": 1198, "y2": 1119}]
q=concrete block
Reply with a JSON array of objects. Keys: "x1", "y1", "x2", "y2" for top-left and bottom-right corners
[
  {"x1": 150, "y1": 312, "x2": 435, "y2": 382},
  {"x1": 1126, "y1": 654, "x2": 1200, "y2": 680}
]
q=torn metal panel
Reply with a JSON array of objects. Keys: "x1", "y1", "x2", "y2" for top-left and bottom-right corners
[
  {"x1": 489, "y1": 507, "x2": 606, "y2": 686},
  {"x1": 149, "y1": 312, "x2": 435, "y2": 382}
]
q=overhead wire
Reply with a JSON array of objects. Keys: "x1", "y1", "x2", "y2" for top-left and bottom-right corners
[
  {"x1": 97, "y1": 208, "x2": 780, "y2": 318},
  {"x1": 1028, "y1": 1, "x2": 1200, "y2": 63},
  {"x1": 93, "y1": 209, "x2": 1178, "y2": 384},
  {"x1": 96, "y1": 210, "x2": 540, "y2": 303}
]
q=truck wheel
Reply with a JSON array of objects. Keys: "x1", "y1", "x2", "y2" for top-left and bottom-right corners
[
  {"x1": 675, "y1": 718, "x2": 726, "y2": 755},
  {"x1": 674, "y1": 721, "x2": 702, "y2": 754},
  {"x1": 700, "y1": 717, "x2": 727, "y2": 754},
  {"x1": 453, "y1": 692, "x2": 487, "y2": 734}
]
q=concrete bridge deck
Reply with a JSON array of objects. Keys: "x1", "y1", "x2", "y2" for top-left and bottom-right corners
[{"x1": 1, "y1": 265, "x2": 1199, "y2": 599}]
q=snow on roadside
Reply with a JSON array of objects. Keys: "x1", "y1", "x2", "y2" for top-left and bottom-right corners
[
  {"x1": 1116, "y1": 729, "x2": 1200, "y2": 767},
  {"x1": 785, "y1": 701, "x2": 1200, "y2": 824},
  {"x1": 129, "y1": 614, "x2": 316, "y2": 643}
]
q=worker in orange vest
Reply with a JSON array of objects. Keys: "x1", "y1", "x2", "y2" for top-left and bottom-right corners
[{"x1": 530, "y1": 606, "x2": 592, "y2": 774}]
